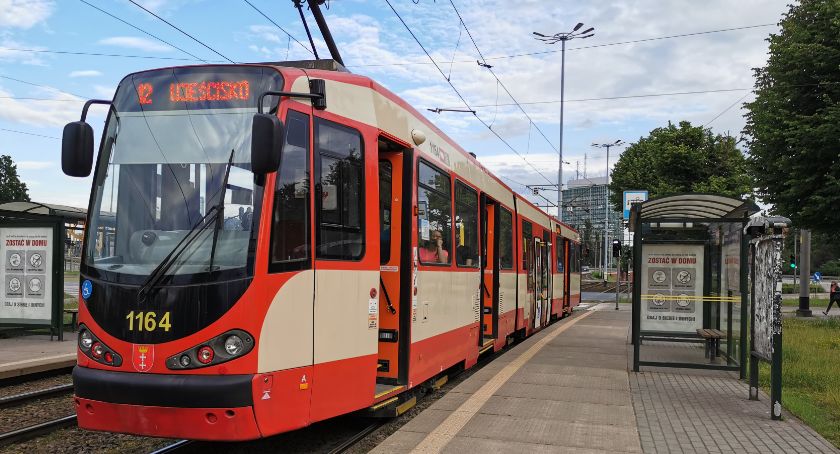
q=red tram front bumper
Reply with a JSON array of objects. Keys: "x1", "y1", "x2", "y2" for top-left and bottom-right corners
[
  {"x1": 74, "y1": 397, "x2": 261, "y2": 441},
  {"x1": 72, "y1": 366, "x2": 261, "y2": 441}
]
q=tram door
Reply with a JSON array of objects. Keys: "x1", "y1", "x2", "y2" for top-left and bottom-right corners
[
  {"x1": 533, "y1": 236, "x2": 551, "y2": 329},
  {"x1": 377, "y1": 138, "x2": 411, "y2": 385},
  {"x1": 480, "y1": 196, "x2": 500, "y2": 347},
  {"x1": 563, "y1": 238, "x2": 571, "y2": 314}
]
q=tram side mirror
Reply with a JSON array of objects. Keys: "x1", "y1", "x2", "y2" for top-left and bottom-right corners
[
  {"x1": 62, "y1": 121, "x2": 94, "y2": 177},
  {"x1": 251, "y1": 113, "x2": 284, "y2": 178}
]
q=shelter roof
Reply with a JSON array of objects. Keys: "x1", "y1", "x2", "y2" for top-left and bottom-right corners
[
  {"x1": 0, "y1": 201, "x2": 87, "y2": 222},
  {"x1": 635, "y1": 194, "x2": 760, "y2": 221}
]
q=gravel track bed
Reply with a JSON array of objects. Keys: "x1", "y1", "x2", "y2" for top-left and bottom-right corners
[
  {"x1": 0, "y1": 375, "x2": 72, "y2": 400},
  {"x1": 0, "y1": 395, "x2": 75, "y2": 434},
  {"x1": 0, "y1": 427, "x2": 173, "y2": 454}
]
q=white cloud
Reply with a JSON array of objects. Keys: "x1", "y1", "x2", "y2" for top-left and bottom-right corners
[
  {"x1": 92, "y1": 85, "x2": 116, "y2": 99},
  {"x1": 0, "y1": 37, "x2": 47, "y2": 65},
  {"x1": 0, "y1": 87, "x2": 83, "y2": 127},
  {"x1": 17, "y1": 161, "x2": 53, "y2": 170},
  {"x1": 99, "y1": 36, "x2": 172, "y2": 52},
  {"x1": 0, "y1": 0, "x2": 53, "y2": 29},
  {"x1": 69, "y1": 70, "x2": 102, "y2": 78}
]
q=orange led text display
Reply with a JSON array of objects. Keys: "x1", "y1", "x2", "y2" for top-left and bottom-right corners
[{"x1": 168, "y1": 80, "x2": 251, "y2": 103}]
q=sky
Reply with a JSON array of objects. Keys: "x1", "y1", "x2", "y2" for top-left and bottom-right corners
[{"x1": 0, "y1": 0, "x2": 789, "y2": 214}]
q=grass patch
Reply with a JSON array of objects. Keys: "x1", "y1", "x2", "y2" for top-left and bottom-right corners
[
  {"x1": 759, "y1": 317, "x2": 840, "y2": 447},
  {"x1": 781, "y1": 297, "x2": 829, "y2": 307}
]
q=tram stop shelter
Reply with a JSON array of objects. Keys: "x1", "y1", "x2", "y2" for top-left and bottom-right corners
[
  {"x1": 0, "y1": 203, "x2": 70, "y2": 341},
  {"x1": 630, "y1": 194, "x2": 760, "y2": 376}
]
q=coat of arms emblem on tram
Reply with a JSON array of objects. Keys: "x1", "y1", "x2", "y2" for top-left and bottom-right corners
[{"x1": 132, "y1": 344, "x2": 154, "y2": 372}]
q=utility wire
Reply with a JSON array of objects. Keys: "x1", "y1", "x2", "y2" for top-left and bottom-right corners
[
  {"x1": 350, "y1": 23, "x2": 776, "y2": 67},
  {"x1": 703, "y1": 92, "x2": 751, "y2": 127},
  {"x1": 78, "y1": 0, "x2": 208, "y2": 62},
  {"x1": 0, "y1": 75, "x2": 88, "y2": 99},
  {"x1": 0, "y1": 128, "x2": 60, "y2": 140},
  {"x1": 242, "y1": 0, "x2": 314, "y2": 57},
  {"x1": 0, "y1": 46, "x2": 223, "y2": 62},
  {"x1": 448, "y1": 0, "x2": 558, "y2": 153},
  {"x1": 383, "y1": 0, "x2": 555, "y2": 186},
  {"x1": 127, "y1": 0, "x2": 236, "y2": 63}
]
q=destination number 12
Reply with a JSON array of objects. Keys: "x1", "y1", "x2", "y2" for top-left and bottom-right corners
[{"x1": 125, "y1": 311, "x2": 172, "y2": 332}]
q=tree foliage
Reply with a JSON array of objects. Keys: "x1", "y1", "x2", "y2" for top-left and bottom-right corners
[
  {"x1": 608, "y1": 121, "x2": 752, "y2": 212},
  {"x1": 0, "y1": 155, "x2": 29, "y2": 204},
  {"x1": 742, "y1": 0, "x2": 840, "y2": 234}
]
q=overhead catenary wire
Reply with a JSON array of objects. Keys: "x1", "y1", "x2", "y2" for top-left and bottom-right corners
[
  {"x1": 0, "y1": 128, "x2": 60, "y2": 140},
  {"x1": 242, "y1": 0, "x2": 315, "y2": 57},
  {"x1": 127, "y1": 0, "x2": 236, "y2": 64},
  {"x1": 447, "y1": 0, "x2": 558, "y2": 154},
  {"x1": 0, "y1": 75, "x2": 88, "y2": 99},
  {"x1": 349, "y1": 23, "x2": 777, "y2": 67},
  {"x1": 703, "y1": 92, "x2": 751, "y2": 127},
  {"x1": 0, "y1": 46, "x2": 224, "y2": 62},
  {"x1": 383, "y1": 0, "x2": 555, "y2": 186},
  {"x1": 78, "y1": 0, "x2": 208, "y2": 62}
]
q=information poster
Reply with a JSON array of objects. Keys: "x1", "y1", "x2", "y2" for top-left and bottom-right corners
[
  {"x1": 640, "y1": 243, "x2": 704, "y2": 333},
  {"x1": 0, "y1": 227, "x2": 53, "y2": 323}
]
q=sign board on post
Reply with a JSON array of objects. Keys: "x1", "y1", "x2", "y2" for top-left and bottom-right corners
[
  {"x1": 623, "y1": 190, "x2": 648, "y2": 219},
  {"x1": 639, "y1": 243, "x2": 704, "y2": 333},
  {"x1": 0, "y1": 227, "x2": 55, "y2": 325}
]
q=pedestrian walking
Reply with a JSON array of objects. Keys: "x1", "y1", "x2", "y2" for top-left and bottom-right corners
[{"x1": 824, "y1": 281, "x2": 840, "y2": 315}]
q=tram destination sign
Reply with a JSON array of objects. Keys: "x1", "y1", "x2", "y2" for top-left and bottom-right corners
[{"x1": 0, "y1": 227, "x2": 54, "y2": 324}]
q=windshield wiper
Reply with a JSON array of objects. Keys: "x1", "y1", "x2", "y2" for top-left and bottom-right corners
[{"x1": 136, "y1": 150, "x2": 236, "y2": 304}]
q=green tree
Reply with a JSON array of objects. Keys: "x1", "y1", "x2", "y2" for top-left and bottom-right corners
[
  {"x1": 608, "y1": 121, "x2": 752, "y2": 211},
  {"x1": 742, "y1": 0, "x2": 840, "y2": 235},
  {"x1": 0, "y1": 155, "x2": 29, "y2": 203}
]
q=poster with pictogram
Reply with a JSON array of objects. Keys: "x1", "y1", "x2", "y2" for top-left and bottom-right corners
[
  {"x1": 0, "y1": 227, "x2": 53, "y2": 323},
  {"x1": 640, "y1": 243, "x2": 704, "y2": 333}
]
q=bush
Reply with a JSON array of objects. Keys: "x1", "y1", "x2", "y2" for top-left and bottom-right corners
[
  {"x1": 782, "y1": 283, "x2": 823, "y2": 294},
  {"x1": 816, "y1": 259, "x2": 840, "y2": 277},
  {"x1": 592, "y1": 271, "x2": 602, "y2": 279}
]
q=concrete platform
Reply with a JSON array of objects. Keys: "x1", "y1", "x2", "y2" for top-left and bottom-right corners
[
  {"x1": 0, "y1": 334, "x2": 76, "y2": 380},
  {"x1": 372, "y1": 303, "x2": 839, "y2": 453}
]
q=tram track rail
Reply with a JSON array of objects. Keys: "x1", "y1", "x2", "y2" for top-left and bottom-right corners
[
  {"x1": 0, "y1": 383, "x2": 74, "y2": 409},
  {"x1": 0, "y1": 414, "x2": 77, "y2": 448}
]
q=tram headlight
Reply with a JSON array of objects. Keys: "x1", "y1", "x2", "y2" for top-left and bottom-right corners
[
  {"x1": 91, "y1": 342, "x2": 104, "y2": 358},
  {"x1": 224, "y1": 335, "x2": 244, "y2": 356},
  {"x1": 166, "y1": 329, "x2": 254, "y2": 370},
  {"x1": 79, "y1": 329, "x2": 93, "y2": 350}
]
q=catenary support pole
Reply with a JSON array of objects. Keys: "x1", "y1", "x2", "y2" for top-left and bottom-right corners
[
  {"x1": 797, "y1": 229, "x2": 811, "y2": 316},
  {"x1": 558, "y1": 39, "x2": 565, "y2": 221}
]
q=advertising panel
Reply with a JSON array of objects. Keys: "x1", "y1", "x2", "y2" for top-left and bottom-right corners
[
  {"x1": 640, "y1": 243, "x2": 704, "y2": 333},
  {"x1": 623, "y1": 190, "x2": 648, "y2": 219},
  {"x1": 0, "y1": 227, "x2": 54, "y2": 324}
]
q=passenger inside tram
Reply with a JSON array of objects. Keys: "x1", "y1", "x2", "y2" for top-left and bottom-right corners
[{"x1": 420, "y1": 229, "x2": 449, "y2": 264}]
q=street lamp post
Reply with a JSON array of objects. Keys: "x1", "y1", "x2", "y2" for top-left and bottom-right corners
[
  {"x1": 592, "y1": 140, "x2": 624, "y2": 282},
  {"x1": 534, "y1": 23, "x2": 594, "y2": 222}
]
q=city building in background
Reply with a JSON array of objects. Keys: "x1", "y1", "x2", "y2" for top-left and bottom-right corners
[{"x1": 561, "y1": 177, "x2": 623, "y2": 267}]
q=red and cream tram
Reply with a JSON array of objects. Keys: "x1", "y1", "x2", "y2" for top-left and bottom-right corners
[{"x1": 62, "y1": 61, "x2": 581, "y2": 440}]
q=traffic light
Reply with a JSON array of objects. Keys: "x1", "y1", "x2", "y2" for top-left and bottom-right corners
[
  {"x1": 790, "y1": 254, "x2": 797, "y2": 269},
  {"x1": 612, "y1": 239, "x2": 621, "y2": 258}
]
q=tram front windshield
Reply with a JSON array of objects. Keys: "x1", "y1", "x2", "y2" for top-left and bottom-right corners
[{"x1": 84, "y1": 66, "x2": 284, "y2": 284}]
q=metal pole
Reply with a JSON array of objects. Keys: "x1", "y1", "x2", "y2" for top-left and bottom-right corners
[
  {"x1": 615, "y1": 250, "x2": 620, "y2": 310},
  {"x1": 558, "y1": 38, "x2": 566, "y2": 221},
  {"x1": 797, "y1": 229, "x2": 812, "y2": 316},
  {"x1": 603, "y1": 144, "x2": 610, "y2": 282}
]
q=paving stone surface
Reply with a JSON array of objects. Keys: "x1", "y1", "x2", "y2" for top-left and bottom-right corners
[{"x1": 372, "y1": 303, "x2": 839, "y2": 453}]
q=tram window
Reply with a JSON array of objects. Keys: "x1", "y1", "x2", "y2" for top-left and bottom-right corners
[
  {"x1": 417, "y1": 161, "x2": 451, "y2": 265},
  {"x1": 454, "y1": 181, "x2": 478, "y2": 267},
  {"x1": 270, "y1": 110, "x2": 311, "y2": 271},
  {"x1": 569, "y1": 243, "x2": 580, "y2": 272},
  {"x1": 380, "y1": 161, "x2": 392, "y2": 264},
  {"x1": 315, "y1": 119, "x2": 364, "y2": 260},
  {"x1": 499, "y1": 208, "x2": 513, "y2": 269},
  {"x1": 556, "y1": 235, "x2": 565, "y2": 273},
  {"x1": 522, "y1": 220, "x2": 532, "y2": 270}
]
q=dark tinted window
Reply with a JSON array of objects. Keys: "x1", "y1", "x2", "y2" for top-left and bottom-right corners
[
  {"x1": 270, "y1": 110, "x2": 310, "y2": 271},
  {"x1": 315, "y1": 119, "x2": 364, "y2": 260},
  {"x1": 417, "y1": 161, "x2": 451, "y2": 265},
  {"x1": 522, "y1": 220, "x2": 532, "y2": 270},
  {"x1": 454, "y1": 182, "x2": 478, "y2": 267},
  {"x1": 499, "y1": 208, "x2": 513, "y2": 269},
  {"x1": 380, "y1": 161, "x2": 392, "y2": 264},
  {"x1": 556, "y1": 236, "x2": 565, "y2": 273}
]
